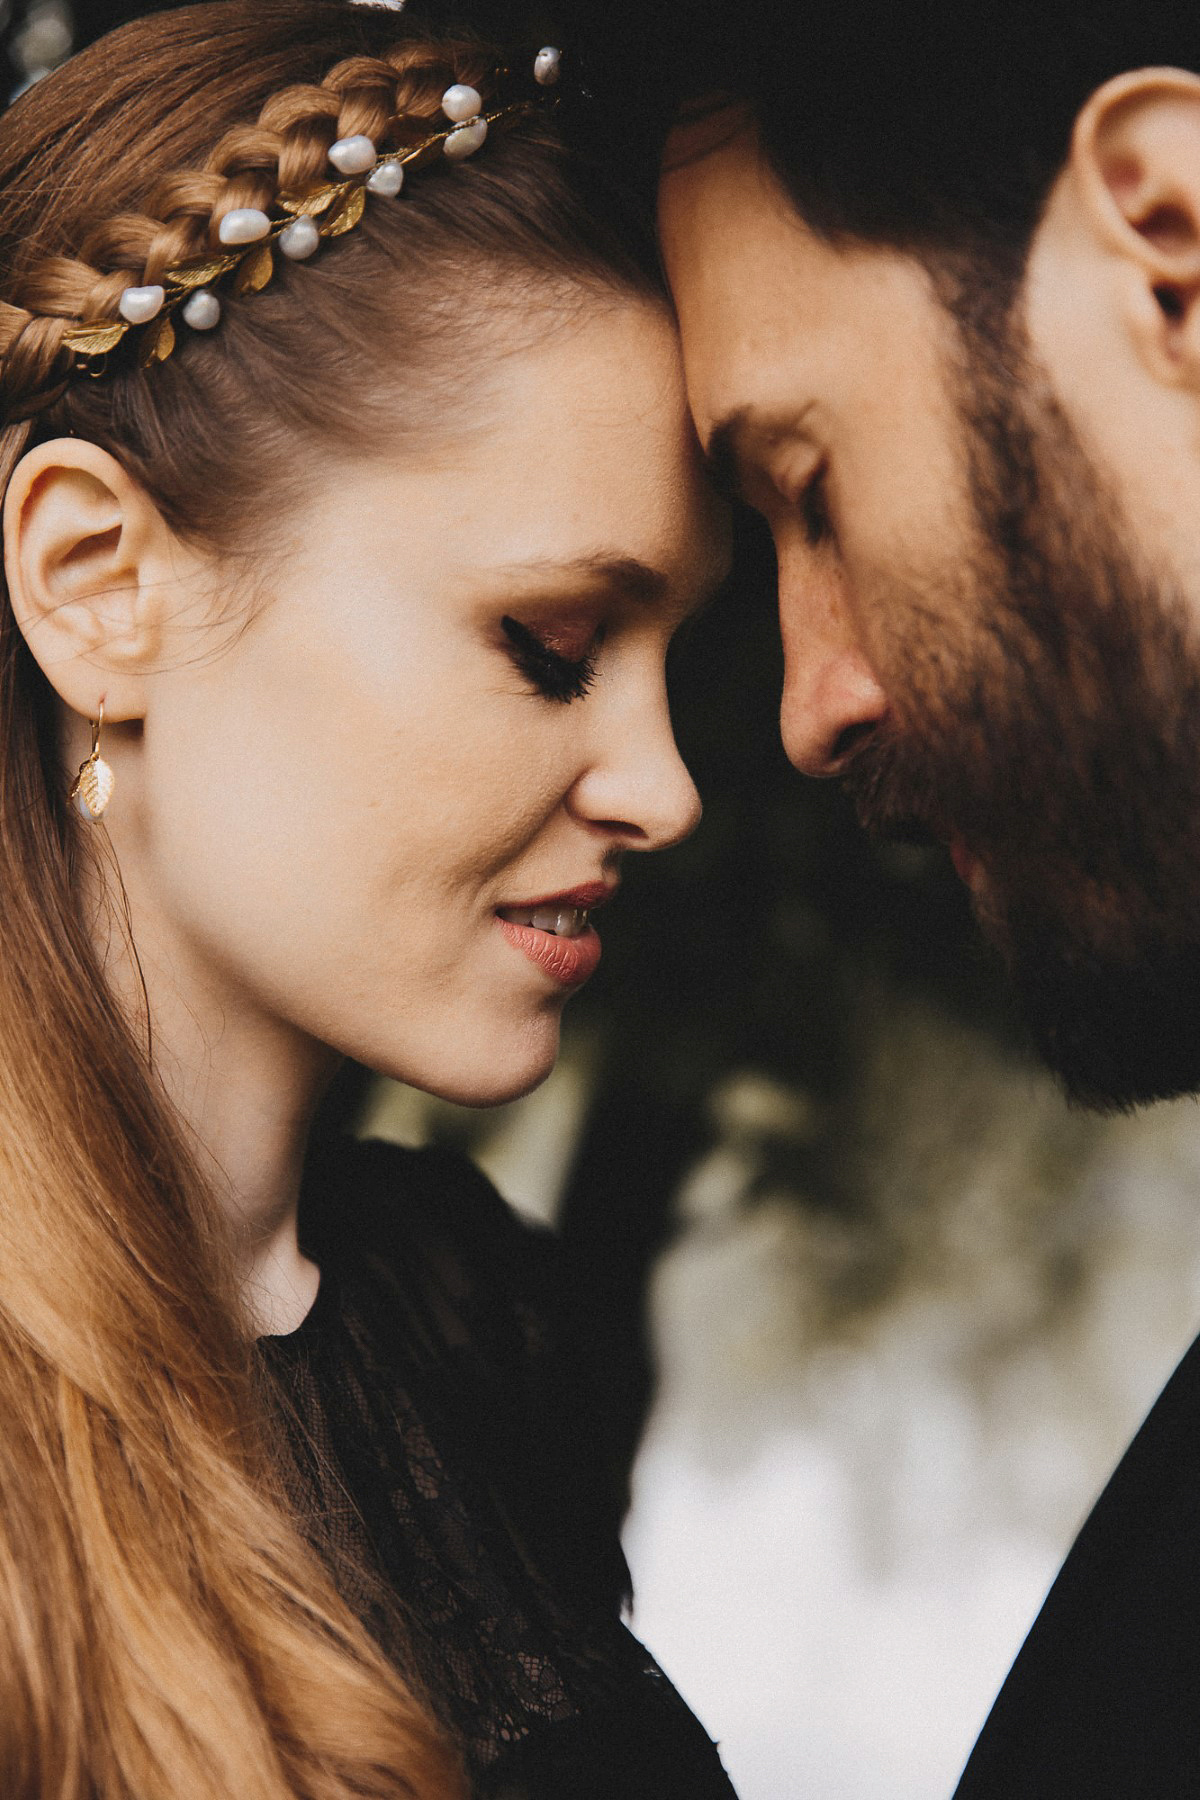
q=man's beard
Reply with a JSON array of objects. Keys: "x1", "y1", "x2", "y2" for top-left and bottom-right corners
[{"x1": 839, "y1": 303, "x2": 1200, "y2": 1112}]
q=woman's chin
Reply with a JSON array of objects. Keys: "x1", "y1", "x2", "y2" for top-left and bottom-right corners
[
  {"x1": 372, "y1": 1017, "x2": 563, "y2": 1110},
  {"x1": 441, "y1": 1060, "x2": 557, "y2": 1110}
]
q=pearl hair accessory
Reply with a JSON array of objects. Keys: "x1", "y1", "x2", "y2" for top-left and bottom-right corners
[
  {"x1": 328, "y1": 133, "x2": 377, "y2": 175},
  {"x1": 441, "y1": 83, "x2": 482, "y2": 122},
  {"x1": 279, "y1": 216, "x2": 321, "y2": 260},
  {"x1": 444, "y1": 117, "x2": 488, "y2": 160},
  {"x1": 218, "y1": 207, "x2": 272, "y2": 246},
  {"x1": 118, "y1": 284, "x2": 164, "y2": 324},
  {"x1": 57, "y1": 45, "x2": 565, "y2": 375},
  {"x1": 181, "y1": 289, "x2": 221, "y2": 330},
  {"x1": 69, "y1": 702, "x2": 115, "y2": 822},
  {"x1": 367, "y1": 161, "x2": 404, "y2": 197},
  {"x1": 533, "y1": 47, "x2": 561, "y2": 85}
]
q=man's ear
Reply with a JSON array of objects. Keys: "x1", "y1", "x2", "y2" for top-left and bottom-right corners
[
  {"x1": 2, "y1": 438, "x2": 170, "y2": 722},
  {"x1": 1071, "y1": 69, "x2": 1200, "y2": 386}
]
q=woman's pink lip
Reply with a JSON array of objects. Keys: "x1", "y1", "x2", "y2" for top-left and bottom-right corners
[
  {"x1": 499, "y1": 880, "x2": 616, "y2": 911},
  {"x1": 496, "y1": 917, "x2": 602, "y2": 987}
]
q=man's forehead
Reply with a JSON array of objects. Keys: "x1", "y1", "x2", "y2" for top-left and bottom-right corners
[
  {"x1": 658, "y1": 129, "x2": 838, "y2": 441},
  {"x1": 659, "y1": 132, "x2": 951, "y2": 453},
  {"x1": 659, "y1": 118, "x2": 811, "y2": 285}
]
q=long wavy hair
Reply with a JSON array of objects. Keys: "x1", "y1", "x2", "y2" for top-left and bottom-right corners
[{"x1": 0, "y1": 5, "x2": 662, "y2": 1795}]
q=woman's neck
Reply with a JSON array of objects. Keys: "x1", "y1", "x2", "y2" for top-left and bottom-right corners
[
  {"x1": 184, "y1": 1059, "x2": 330, "y2": 1335},
  {"x1": 93, "y1": 871, "x2": 338, "y2": 1334}
]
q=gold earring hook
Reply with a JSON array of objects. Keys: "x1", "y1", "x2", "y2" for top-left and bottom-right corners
[{"x1": 70, "y1": 698, "x2": 115, "y2": 822}]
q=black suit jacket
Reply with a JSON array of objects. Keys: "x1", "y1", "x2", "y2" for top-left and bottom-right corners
[{"x1": 954, "y1": 1328, "x2": 1200, "y2": 1797}]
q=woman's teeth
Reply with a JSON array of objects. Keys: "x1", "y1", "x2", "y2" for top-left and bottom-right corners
[{"x1": 499, "y1": 906, "x2": 591, "y2": 938}]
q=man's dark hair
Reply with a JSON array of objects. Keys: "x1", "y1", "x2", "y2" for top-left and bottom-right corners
[{"x1": 581, "y1": 1, "x2": 1200, "y2": 291}]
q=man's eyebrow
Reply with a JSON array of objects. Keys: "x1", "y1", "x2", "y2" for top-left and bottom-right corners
[
  {"x1": 703, "y1": 402, "x2": 816, "y2": 500},
  {"x1": 703, "y1": 407, "x2": 752, "y2": 501},
  {"x1": 491, "y1": 553, "x2": 671, "y2": 605}
]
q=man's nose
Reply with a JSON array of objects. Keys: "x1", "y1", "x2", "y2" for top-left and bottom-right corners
[
  {"x1": 778, "y1": 568, "x2": 889, "y2": 777},
  {"x1": 781, "y1": 653, "x2": 889, "y2": 776}
]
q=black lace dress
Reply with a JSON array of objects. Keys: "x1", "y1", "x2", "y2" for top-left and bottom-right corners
[{"x1": 257, "y1": 1135, "x2": 739, "y2": 1799}]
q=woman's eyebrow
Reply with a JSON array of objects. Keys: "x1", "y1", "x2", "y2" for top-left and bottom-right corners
[
  {"x1": 494, "y1": 546, "x2": 732, "y2": 620},
  {"x1": 490, "y1": 553, "x2": 672, "y2": 606}
]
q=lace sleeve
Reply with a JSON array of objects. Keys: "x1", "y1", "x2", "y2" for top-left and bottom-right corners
[
  {"x1": 279, "y1": 1133, "x2": 738, "y2": 1798},
  {"x1": 316, "y1": 1136, "x2": 633, "y2": 1617}
]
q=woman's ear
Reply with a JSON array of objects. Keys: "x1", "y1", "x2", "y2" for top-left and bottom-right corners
[
  {"x1": 1069, "y1": 68, "x2": 1200, "y2": 387},
  {"x1": 2, "y1": 438, "x2": 171, "y2": 721}
]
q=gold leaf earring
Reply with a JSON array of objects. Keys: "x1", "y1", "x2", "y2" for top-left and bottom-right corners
[{"x1": 70, "y1": 702, "x2": 115, "y2": 821}]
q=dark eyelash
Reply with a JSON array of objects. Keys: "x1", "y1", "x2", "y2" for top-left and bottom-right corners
[
  {"x1": 500, "y1": 616, "x2": 599, "y2": 704},
  {"x1": 800, "y1": 468, "x2": 832, "y2": 547}
]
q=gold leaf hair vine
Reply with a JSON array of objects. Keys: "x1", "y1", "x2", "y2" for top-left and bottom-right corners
[{"x1": 60, "y1": 45, "x2": 563, "y2": 377}]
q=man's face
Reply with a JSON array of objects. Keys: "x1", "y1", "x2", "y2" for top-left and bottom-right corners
[{"x1": 660, "y1": 121, "x2": 1200, "y2": 1111}]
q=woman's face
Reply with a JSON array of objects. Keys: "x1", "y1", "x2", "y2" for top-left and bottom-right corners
[{"x1": 123, "y1": 300, "x2": 726, "y2": 1104}]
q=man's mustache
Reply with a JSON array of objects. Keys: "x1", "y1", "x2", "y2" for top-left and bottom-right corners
[{"x1": 837, "y1": 726, "x2": 954, "y2": 850}]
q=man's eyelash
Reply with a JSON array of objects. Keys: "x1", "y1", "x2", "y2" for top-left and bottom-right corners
[
  {"x1": 500, "y1": 616, "x2": 599, "y2": 704},
  {"x1": 799, "y1": 467, "x2": 832, "y2": 547}
]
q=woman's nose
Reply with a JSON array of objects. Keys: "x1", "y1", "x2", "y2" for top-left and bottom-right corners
[
  {"x1": 568, "y1": 691, "x2": 702, "y2": 851},
  {"x1": 777, "y1": 561, "x2": 889, "y2": 777}
]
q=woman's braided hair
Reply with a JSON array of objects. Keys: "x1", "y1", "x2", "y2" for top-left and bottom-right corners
[
  {"x1": 0, "y1": 33, "x2": 538, "y2": 431},
  {"x1": 0, "y1": 1, "x2": 657, "y2": 523},
  {"x1": 0, "y1": 5, "x2": 663, "y2": 1797}
]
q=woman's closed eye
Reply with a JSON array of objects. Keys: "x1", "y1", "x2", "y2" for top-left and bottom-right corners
[{"x1": 501, "y1": 615, "x2": 602, "y2": 704}]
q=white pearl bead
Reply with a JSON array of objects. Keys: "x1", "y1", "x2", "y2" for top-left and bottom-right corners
[
  {"x1": 533, "y1": 46, "x2": 562, "y2": 86},
  {"x1": 218, "y1": 207, "x2": 271, "y2": 246},
  {"x1": 442, "y1": 83, "x2": 482, "y2": 123},
  {"x1": 118, "y1": 284, "x2": 164, "y2": 324},
  {"x1": 279, "y1": 216, "x2": 320, "y2": 260},
  {"x1": 328, "y1": 134, "x2": 376, "y2": 175},
  {"x1": 443, "y1": 118, "x2": 488, "y2": 161},
  {"x1": 181, "y1": 289, "x2": 220, "y2": 331},
  {"x1": 366, "y1": 160, "x2": 405, "y2": 198}
]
